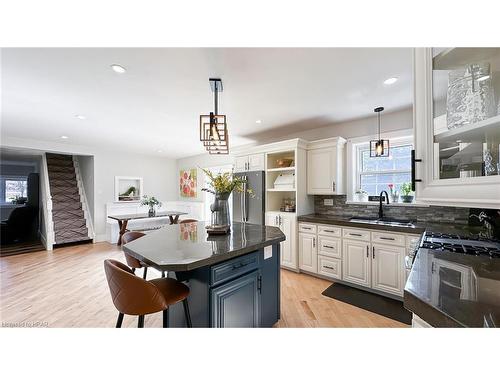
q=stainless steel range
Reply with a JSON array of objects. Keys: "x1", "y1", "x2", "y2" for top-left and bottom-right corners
[
  {"x1": 405, "y1": 232, "x2": 500, "y2": 271},
  {"x1": 421, "y1": 232, "x2": 500, "y2": 258}
]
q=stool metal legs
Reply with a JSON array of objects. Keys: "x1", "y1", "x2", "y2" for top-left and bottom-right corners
[{"x1": 116, "y1": 313, "x2": 124, "y2": 328}]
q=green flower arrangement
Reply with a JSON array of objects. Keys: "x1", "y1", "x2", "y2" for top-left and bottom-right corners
[
  {"x1": 140, "y1": 195, "x2": 162, "y2": 209},
  {"x1": 201, "y1": 168, "x2": 253, "y2": 197}
]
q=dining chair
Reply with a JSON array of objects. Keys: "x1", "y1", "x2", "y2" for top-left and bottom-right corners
[
  {"x1": 121, "y1": 231, "x2": 151, "y2": 279},
  {"x1": 178, "y1": 219, "x2": 198, "y2": 224},
  {"x1": 104, "y1": 259, "x2": 192, "y2": 328}
]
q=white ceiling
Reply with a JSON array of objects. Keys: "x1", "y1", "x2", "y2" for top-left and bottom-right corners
[{"x1": 1, "y1": 48, "x2": 413, "y2": 158}]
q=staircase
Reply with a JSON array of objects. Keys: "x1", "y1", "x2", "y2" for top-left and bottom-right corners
[{"x1": 46, "y1": 153, "x2": 91, "y2": 245}]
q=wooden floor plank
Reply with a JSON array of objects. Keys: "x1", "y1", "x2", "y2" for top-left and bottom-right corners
[{"x1": 0, "y1": 241, "x2": 407, "y2": 328}]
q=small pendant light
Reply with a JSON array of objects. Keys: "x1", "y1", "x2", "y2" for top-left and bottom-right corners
[
  {"x1": 199, "y1": 78, "x2": 229, "y2": 154},
  {"x1": 370, "y1": 106, "x2": 389, "y2": 157}
]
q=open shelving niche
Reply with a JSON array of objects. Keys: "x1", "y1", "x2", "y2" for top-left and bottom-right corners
[{"x1": 266, "y1": 149, "x2": 299, "y2": 212}]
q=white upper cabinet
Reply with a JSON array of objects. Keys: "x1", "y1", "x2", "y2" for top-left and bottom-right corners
[
  {"x1": 248, "y1": 153, "x2": 265, "y2": 171},
  {"x1": 234, "y1": 156, "x2": 249, "y2": 172},
  {"x1": 234, "y1": 153, "x2": 265, "y2": 172},
  {"x1": 413, "y1": 48, "x2": 500, "y2": 208},
  {"x1": 307, "y1": 137, "x2": 346, "y2": 195}
]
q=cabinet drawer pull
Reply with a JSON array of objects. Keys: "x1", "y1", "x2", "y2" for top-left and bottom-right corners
[
  {"x1": 323, "y1": 265, "x2": 335, "y2": 270},
  {"x1": 380, "y1": 237, "x2": 395, "y2": 241},
  {"x1": 324, "y1": 229, "x2": 335, "y2": 233},
  {"x1": 323, "y1": 245, "x2": 335, "y2": 249},
  {"x1": 302, "y1": 226, "x2": 312, "y2": 230},
  {"x1": 349, "y1": 233, "x2": 362, "y2": 237}
]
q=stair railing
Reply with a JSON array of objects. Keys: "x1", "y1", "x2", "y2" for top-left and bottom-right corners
[
  {"x1": 73, "y1": 156, "x2": 95, "y2": 241},
  {"x1": 40, "y1": 154, "x2": 55, "y2": 250}
]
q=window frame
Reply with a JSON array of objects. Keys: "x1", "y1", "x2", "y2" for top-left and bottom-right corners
[
  {"x1": 346, "y1": 129, "x2": 414, "y2": 202},
  {"x1": 356, "y1": 142, "x2": 413, "y2": 195},
  {"x1": 0, "y1": 175, "x2": 29, "y2": 204}
]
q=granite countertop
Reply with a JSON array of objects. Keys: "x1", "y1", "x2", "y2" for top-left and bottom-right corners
[
  {"x1": 123, "y1": 221, "x2": 285, "y2": 272},
  {"x1": 297, "y1": 213, "x2": 484, "y2": 236},
  {"x1": 404, "y1": 247, "x2": 500, "y2": 327}
]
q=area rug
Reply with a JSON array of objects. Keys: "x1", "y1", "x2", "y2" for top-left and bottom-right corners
[{"x1": 322, "y1": 283, "x2": 412, "y2": 325}]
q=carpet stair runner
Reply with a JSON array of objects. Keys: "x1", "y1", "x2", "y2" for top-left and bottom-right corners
[{"x1": 46, "y1": 153, "x2": 91, "y2": 245}]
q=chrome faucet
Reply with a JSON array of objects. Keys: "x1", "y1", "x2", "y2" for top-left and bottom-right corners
[{"x1": 379, "y1": 190, "x2": 390, "y2": 219}]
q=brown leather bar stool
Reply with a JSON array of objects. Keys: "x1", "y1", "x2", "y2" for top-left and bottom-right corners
[
  {"x1": 104, "y1": 259, "x2": 192, "y2": 328},
  {"x1": 121, "y1": 231, "x2": 167, "y2": 278}
]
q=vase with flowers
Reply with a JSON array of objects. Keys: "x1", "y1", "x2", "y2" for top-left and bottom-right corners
[
  {"x1": 388, "y1": 184, "x2": 399, "y2": 203},
  {"x1": 141, "y1": 195, "x2": 162, "y2": 217},
  {"x1": 201, "y1": 168, "x2": 253, "y2": 234}
]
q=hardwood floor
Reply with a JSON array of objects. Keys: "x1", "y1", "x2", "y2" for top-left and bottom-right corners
[{"x1": 0, "y1": 242, "x2": 407, "y2": 328}]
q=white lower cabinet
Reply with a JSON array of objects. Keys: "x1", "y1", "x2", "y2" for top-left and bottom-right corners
[
  {"x1": 266, "y1": 212, "x2": 297, "y2": 270},
  {"x1": 342, "y1": 239, "x2": 371, "y2": 288},
  {"x1": 318, "y1": 255, "x2": 341, "y2": 279},
  {"x1": 371, "y1": 244, "x2": 405, "y2": 296},
  {"x1": 318, "y1": 236, "x2": 341, "y2": 258},
  {"x1": 412, "y1": 314, "x2": 433, "y2": 328},
  {"x1": 298, "y1": 232, "x2": 317, "y2": 273},
  {"x1": 298, "y1": 221, "x2": 413, "y2": 298}
]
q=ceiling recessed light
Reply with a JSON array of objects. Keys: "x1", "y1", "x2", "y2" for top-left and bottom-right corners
[
  {"x1": 383, "y1": 77, "x2": 398, "y2": 85},
  {"x1": 157, "y1": 150, "x2": 163, "y2": 153},
  {"x1": 110, "y1": 64, "x2": 127, "y2": 74},
  {"x1": 75, "y1": 114, "x2": 86, "y2": 120},
  {"x1": 60, "y1": 135, "x2": 68, "y2": 139},
  {"x1": 255, "y1": 120, "x2": 262, "y2": 124}
]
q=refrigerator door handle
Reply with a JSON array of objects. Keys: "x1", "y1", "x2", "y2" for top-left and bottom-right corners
[
  {"x1": 243, "y1": 180, "x2": 249, "y2": 222},
  {"x1": 240, "y1": 190, "x2": 245, "y2": 222}
]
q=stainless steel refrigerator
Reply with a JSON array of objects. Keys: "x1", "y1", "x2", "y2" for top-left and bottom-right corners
[{"x1": 232, "y1": 171, "x2": 265, "y2": 225}]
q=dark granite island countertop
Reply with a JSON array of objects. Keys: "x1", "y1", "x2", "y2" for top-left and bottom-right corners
[
  {"x1": 123, "y1": 222, "x2": 285, "y2": 327},
  {"x1": 123, "y1": 221, "x2": 285, "y2": 272},
  {"x1": 404, "y1": 248, "x2": 500, "y2": 327}
]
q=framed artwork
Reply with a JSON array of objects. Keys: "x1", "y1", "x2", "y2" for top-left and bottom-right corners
[
  {"x1": 114, "y1": 176, "x2": 143, "y2": 202},
  {"x1": 180, "y1": 168, "x2": 197, "y2": 198}
]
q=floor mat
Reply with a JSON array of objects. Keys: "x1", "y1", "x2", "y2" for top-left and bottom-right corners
[{"x1": 322, "y1": 283, "x2": 411, "y2": 325}]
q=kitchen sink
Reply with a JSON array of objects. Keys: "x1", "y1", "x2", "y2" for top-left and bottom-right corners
[{"x1": 349, "y1": 217, "x2": 416, "y2": 228}]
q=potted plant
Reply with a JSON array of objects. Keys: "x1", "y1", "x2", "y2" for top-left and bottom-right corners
[
  {"x1": 201, "y1": 168, "x2": 253, "y2": 232},
  {"x1": 141, "y1": 195, "x2": 162, "y2": 217},
  {"x1": 400, "y1": 182, "x2": 414, "y2": 203},
  {"x1": 354, "y1": 189, "x2": 368, "y2": 202},
  {"x1": 388, "y1": 183, "x2": 399, "y2": 203}
]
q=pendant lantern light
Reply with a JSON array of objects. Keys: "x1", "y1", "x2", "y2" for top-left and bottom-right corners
[
  {"x1": 370, "y1": 106, "x2": 389, "y2": 157},
  {"x1": 199, "y1": 78, "x2": 229, "y2": 154}
]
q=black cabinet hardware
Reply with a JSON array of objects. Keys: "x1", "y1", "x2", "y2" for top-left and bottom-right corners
[
  {"x1": 380, "y1": 237, "x2": 395, "y2": 241},
  {"x1": 372, "y1": 246, "x2": 375, "y2": 259},
  {"x1": 411, "y1": 149, "x2": 422, "y2": 191},
  {"x1": 350, "y1": 233, "x2": 362, "y2": 237},
  {"x1": 366, "y1": 245, "x2": 369, "y2": 257}
]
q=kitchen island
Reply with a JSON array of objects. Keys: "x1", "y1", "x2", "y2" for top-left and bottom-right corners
[{"x1": 123, "y1": 221, "x2": 285, "y2": 327}]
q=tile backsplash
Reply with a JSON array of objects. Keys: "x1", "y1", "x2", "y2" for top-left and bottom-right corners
[{"x1": 314, "y1": 195, "x2": 471, "y2": 224}]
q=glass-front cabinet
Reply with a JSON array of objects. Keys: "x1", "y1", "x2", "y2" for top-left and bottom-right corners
[{"x1": 414, "y1": 48, "x2": 500, "y2": 208}]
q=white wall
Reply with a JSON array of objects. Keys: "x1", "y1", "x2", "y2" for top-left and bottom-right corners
[{"x1": 91, "y1": 150, "x2": 177, "y2": 241}]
